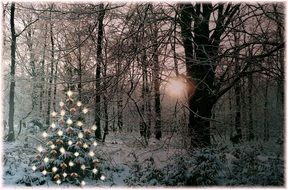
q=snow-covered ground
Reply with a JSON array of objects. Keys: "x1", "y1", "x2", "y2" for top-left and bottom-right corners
[
  {"x1": 3, "y1": 131, "x2": 183, "y2": 187},
  {"x1": 3, "y1": 130, "x2": 284, "y2": 187}
]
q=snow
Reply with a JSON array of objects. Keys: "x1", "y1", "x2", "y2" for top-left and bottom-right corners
[{"x1": 2, "y1": 131, "x2": 284, "y2": 187}]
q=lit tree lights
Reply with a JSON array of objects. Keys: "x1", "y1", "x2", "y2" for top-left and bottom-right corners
[{"x1": 31, "y1": 90, "x2": 105, "y2": 186}]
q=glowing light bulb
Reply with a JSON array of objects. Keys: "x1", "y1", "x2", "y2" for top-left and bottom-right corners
[
  {"x1": 50, "y1": 144, "x2": 56, "y2": 149},
  {"x1": 51, "y1": 111, "x2": 57, "y2": 117},
  {"x1": 83, "y1": 143, "x2": 88, "y2": 149},
  {"x1": 77, "y1": 101, "x2": 82, "y2": 107},
  {"x1": 63, "y1": 172, "x2": 67, "y2": 178},
  {"x1": 44, "y1": 157, "x2": 49, "y2": 163},
  {"x1": 60, "y1": 110, "x2": 65, "y2": 116},
  {"x1": 57, "y1": 130, "x2": 63, "y2": 136},
  {"x1": 92, "y1": 168, "x2": 98, "y2": 174},
  {"x1": 81, "y1": 180, "x2": 86, "y2": 186},
  {"x1": 32, "y1": 165, "x2": 36, "y2": 171},
  {"x1": 37, "y1": 146, "x2": 44, "y2": 152},
  {"x1": 76, "y1": 121, "x2": 83, "y2": 127},
  {"x1": 74, "y1": 152, "x2": 79, "y2": 157},
  {"x1": 91, "y1": 124, "x2": 97, "y2": 131},
  {"x1": 56, "y1": 179, "x2": 61, "y2": 184},
  {"x1": 66, "y1": 118, "x2": 73, "y2": 125},
  {"x1": 51, "y1": 123, "x2": 56, "y2": 128},
  {"x1": 89, "y1": 151, "x2": 95, "y2": 157},
  {"x1": 59, "y1": 101, "x2": 64, "y2": 107},
  {"x1": 68, "y1": 140, "x2": 73, "y2": 145},
  {"x1": 42, "y1": 170, "x2": 47, "y2": 175},
  {"x1": 67, "y1": 90, "x2": 73, "y2": 97},
  {"x1": 42, "y1": 132, "x2": 48, "y2": 138},
  {"x1": 93, "y1": 141, "x2": 98, "y2": 147},
  {"x1": 52, "y1": 167, "x2": 58, "y2": 173},
  {"x1": 81, "y1": 165, "x2": 86, "y2": 170},
  {"x1": 69, "y1": 161, "x2": 74, "y2": 167},
  {"x1": 78, "y1": 132, "x2": 83, "y2": 139},
  {"x1": 60, "y1": 147, "x2": 65, "y2": 154},
  {"x1": 100, "y1": 175, "x2": 106, "y2": 180},
  {"x1": 82, "y1": 107, "x2": 88, "y2": 114}
]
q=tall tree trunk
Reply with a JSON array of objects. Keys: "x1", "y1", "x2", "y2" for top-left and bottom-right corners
[
  {"x1": 77, "y1": 33, "x2": 82, "y2": 100},
  {"x1": 116, "y1": 60, "x2": 123, "y2": 132},
  {"x1": 46, "y1": 12, "x2": 54, "y2": 126},
  {"x1": 247, "y1": 72, "x2": 254, "y2": 140},
  {"x1": 146, "y1": 74, "x2": 152, "y2": 139},
  {"x1": 39, "y1": 23, "x2": 47, "y2": 117},
  {"x1": 263, "y1": 78, "x2": 269, "y2": 141},
  {"x1": 94, "y1": 3, "x2": 105, "y2": 140},
  {"x1": 140, "y1": 49, "x2": 150, "y2": 139},
  {"x1": 179, "y1": 3, "x2": 215, "y2": 147},
  {"x1": 233, "y1": 48, "x2": 242, "y2": 143},
  {"x1": 152, "y1": 19, "x2": 162, "y2": 140},
  {"x1": 102, "y1": 62, "x2": 108, "y2": 142},
  {"x1": 231, "y1": 20, "x2": 242, "y2": 143},
  {"x1": 172, "y1": 13, "x2": 179, "y2": 77},
  {"x1": 27, "y1": 27, "x2": 37, "y2": 112},
  {"x1": 274, "y1": 5, "x2": 284, "y2": 116},
  {"x1": 117, "y1": 93, "x2": 123, "y2": 131},
  {"x1": 7, "y1": 2, "x2": 16, "y2": 141},
  {"x1": 52, "y1": 56, "x2": 57, "y2": 110}
]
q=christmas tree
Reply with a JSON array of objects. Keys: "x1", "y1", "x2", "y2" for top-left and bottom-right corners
[{"x1": 31, "y1": 90, "x2": 105, "y2": 186}]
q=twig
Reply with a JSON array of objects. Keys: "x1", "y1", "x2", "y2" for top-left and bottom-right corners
[{"x1": 26, "y1": 135, "x2": 45, "y2": 144}]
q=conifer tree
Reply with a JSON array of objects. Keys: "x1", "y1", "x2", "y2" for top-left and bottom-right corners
[{"x1": 31, "y1": 90, "x2": 105, "y2": 186}]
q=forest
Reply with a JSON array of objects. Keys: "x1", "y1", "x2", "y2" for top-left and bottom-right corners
[{"x1": 2, "y1": 1, "x2": 284, "y2": 187}]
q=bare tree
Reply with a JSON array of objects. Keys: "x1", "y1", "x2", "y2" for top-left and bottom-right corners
[
  {"x1": 7, "y1": 2, "x2": 16, "y2": 141},
  {"x1": 178, "y1": 3, "x2": 284, "y2": 147},
  {"x1": 94, "y1": 3, "x2": 106, "y2": 140}
]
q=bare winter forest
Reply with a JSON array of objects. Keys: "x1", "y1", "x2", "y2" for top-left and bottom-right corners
[{"x1": 1, "y1": 1, "x2": 285, "y2": 187}]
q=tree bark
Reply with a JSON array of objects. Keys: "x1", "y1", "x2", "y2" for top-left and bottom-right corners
[
  {"x1": 152, "y1": 18, "x2": 162, "y2": 140},
  {"x1": 39, "y1": 23, "x2": 47, "y2": 117},
  {"x1": 27, "y1": 27, "x2": 37, "y2": 112},
  {"x1": 140, "y1": 48, "x2": 150, "y2": 139},
  {"x1": 46, "y1": 10, "x2": 54, "y2": 126},
  {"x1": 77, "y1": 32, "x2": 82, "y2": 100},
  {"x1": 94, "y1": 3, "x2": 105, "y2": 140},
  {"x1": 102, "y1": 64, "x2": 108, "y2": 142},
  {"x1": 7, "y1": 2, "x2": 16, "y2": 141},
  {"x1": 179, "y1": 3, "x2": 215, "y2": 147},
  {"x1": 247, "y1": 72, "x2": 254, "y2": 140},
  {"x1": 263, "y1": 78, "x2": 269, "y2": 141}
]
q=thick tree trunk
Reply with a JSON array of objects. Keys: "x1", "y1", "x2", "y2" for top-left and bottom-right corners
[
  {"x1": 179, "y1": 3, "x2": 215, "y2": 147},
  {"x1": 7, "y1": 2, "x2": 16, "y2": 142},
  {"x1": 94, "y1": 3, "x2": 105, "y2": 140}
]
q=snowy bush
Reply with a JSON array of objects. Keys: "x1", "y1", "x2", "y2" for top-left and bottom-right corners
[
  {"x1": 124, "y1": 154, "x2": 164, "y2": 186},
  {"x1": 162, "y1": 148, "x2": 223, "y2": 186},
  {"x1": 227, "y1": 144, "x2": 284, "y2": 185}
]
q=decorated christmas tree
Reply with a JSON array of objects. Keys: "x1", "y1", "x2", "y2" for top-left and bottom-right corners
[{"x1": 31, "y1": 90, "x2": 105, "y2": 186}]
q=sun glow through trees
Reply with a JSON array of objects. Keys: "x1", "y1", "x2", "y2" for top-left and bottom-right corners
[{"x1": 166, "y1": 78, "x2": 186, "y2": 97}]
